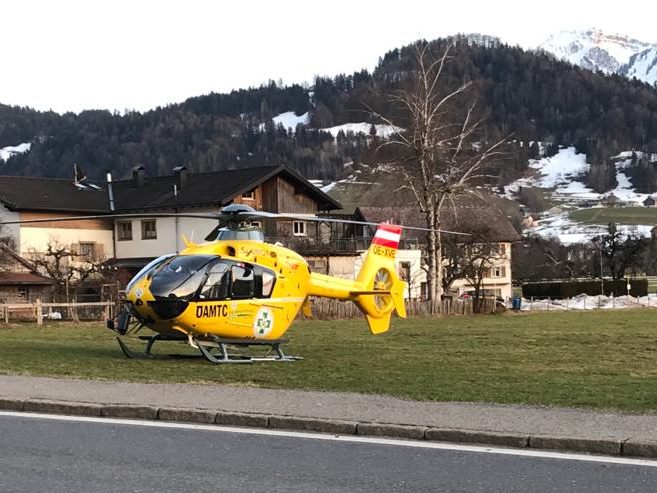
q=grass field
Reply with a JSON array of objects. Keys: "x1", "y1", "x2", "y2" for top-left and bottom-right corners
[
  {"x1": 569, "y1": 207, "x2": 657, "y2": 225},
  {"x1": 2, "y1": 310, "x2": 657, "y2": 412}
]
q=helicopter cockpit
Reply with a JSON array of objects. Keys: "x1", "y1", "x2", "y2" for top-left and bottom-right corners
[
  {"x1": 128, "y1": 255, "x2": 277, "y2": 320},
  {"x1": 149, "y1": 255, "x2": 276, "y2": 300}
]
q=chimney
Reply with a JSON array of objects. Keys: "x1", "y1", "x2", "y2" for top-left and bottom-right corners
[
  {"x1": 173, "y1": 165, "x2": 187, "y2": 190},
  {"x1": 132, "y1": 165, "x2": 145, "y2": 188}
]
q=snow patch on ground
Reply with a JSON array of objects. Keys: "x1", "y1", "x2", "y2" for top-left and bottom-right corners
[
  {"x1": 320, "y1": 174, "x2": 380, "y2": 194},
  {"x1": 0, "y1": 142, "x2": 31, "y2": 162},
  {"x1": 508, "y1": 148, "x2": 657, "y2": 205},
  {"x1": 518, "y1": 294, "x2": 657, "y2": 311},
  {"x1": 320, "y1": 123, "x2": 401, "y2": 138},
  {"x1": 271, "y1": 111, "x2": 309, "y2": 131},
  {"x1": 531, "y1": 147, "x2": 588, "y2": 188},
  {"x1": 526, "y1": 212, "x2": 652, "y2": 245}
]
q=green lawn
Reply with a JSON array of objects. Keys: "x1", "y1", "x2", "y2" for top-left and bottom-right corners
[
  {"x1": 570, "y1": 207, "x2": 657, "y2": 225},
  {"x1": 2, "y1": 310, "x2": 657, "y2": 412}
]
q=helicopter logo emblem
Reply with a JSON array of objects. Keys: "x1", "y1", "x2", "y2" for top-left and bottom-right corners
[{"x1": 253, "y1": 307, "x2": 274, "y2": 338}]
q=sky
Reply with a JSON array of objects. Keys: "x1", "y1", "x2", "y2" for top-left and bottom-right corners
[{"x1": 2, "y1": 0, "x2": 656, "y2": 114}]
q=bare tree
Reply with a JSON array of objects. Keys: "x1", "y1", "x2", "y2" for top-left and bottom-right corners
[
  {"x1": 442, "y1": 226, "x2": 508, "y2": 312},
  {"x1": 462, "y1": 242, "x2": 507, "y2": 313},
  {"x1": 29, "y1": 239, "x2": 104, "y2": 301},
  {"x1": 373, "y1": 42, "x2": 507, "y2": 300}
]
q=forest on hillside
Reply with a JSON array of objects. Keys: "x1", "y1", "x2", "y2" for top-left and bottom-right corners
[{"x1": 1, "y1": 36, "x2": 657, "y2": 192}]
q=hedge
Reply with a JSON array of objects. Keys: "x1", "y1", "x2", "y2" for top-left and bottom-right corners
[{"x1": 521, "y1": 279, "x2": 648, "y2": 299}]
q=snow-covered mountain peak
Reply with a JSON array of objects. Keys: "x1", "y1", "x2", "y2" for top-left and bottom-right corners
[{"x1": 540, "y1": 28, "x2": 651, "y2": 74}]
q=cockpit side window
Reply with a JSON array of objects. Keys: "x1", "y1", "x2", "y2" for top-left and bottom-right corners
[
  {"x1": 198, "y1": 262, "x2": 230, "y2": 300},
  {"x1": 260, "y1": 269, "x2": 275, "y2": 297},
  {"x1": 194, "y1": 261, "x2": 276, "y2": 301},
  {"x1": 231, "y1": 264, "x2": 255, "y2": 299}
]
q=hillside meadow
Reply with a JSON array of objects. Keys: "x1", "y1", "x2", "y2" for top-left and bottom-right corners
[{"x1": 570, "y1": 207, "x2": 657, "y2": 225}]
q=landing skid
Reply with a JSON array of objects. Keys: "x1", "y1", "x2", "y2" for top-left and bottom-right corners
[
  {"x1": 115, "y1": 333, "x2": 187, "y2": 359},
  {"x1": 192, "y1": 336, "x2": 303, "y2": 364},
  {"x1": 113, "y1": 332, "x2": 302, "y2": 364}
]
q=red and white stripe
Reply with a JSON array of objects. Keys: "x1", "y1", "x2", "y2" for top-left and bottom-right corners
[{"x1": 372, "y1": 223, "x2": 402, "y2": 249}]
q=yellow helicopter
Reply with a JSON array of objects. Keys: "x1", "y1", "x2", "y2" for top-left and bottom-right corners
[
  {"x1": 106, "y1": 204, "x2": 409, "y2": 363},
  {"x1": 5, "y1": 204, "x2": 462, "y2": 364}
]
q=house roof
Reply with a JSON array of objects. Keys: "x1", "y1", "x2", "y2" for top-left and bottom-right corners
[
  {"x1": 0, "y1": 272, "x2": 54, "y2": 285},
  {"x1": 111, "y1": 165, "x2": 341, "y2": 212},
  {"x1": 0, "y1": 176, "x2": 109, "y2": 213},
  {"x1": 356, "y1": 204, "x2": 521, "y2": 243},
  {"x1": 0, "y1": 166, "x2": 341, "y2": 213}
]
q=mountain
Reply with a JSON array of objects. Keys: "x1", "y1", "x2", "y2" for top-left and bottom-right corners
[
  {"x1": 539, "y1": 28, "x2": 651, "y2": 74},
  {"x1": 1, "y1": 36, "x2": 657, "y2": 193},
  {"x1": 620, "y1": 46, "x2": 657, "y2": 86}
]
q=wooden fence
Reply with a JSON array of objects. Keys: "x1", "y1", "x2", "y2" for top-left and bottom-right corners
[
  {"x1": 0, "y1": 297, "x2": 498, "y2": 325},
  {"x1": 1, "y1": 300, "x2": 114, "y2": 324},
  {"x1": 306, "y1": 297, "x2": 498, "y2": 320}
]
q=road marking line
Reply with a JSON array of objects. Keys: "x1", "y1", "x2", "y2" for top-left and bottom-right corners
[{"x1": 1, "y1": 410, "x2": 655, "y2": 468}]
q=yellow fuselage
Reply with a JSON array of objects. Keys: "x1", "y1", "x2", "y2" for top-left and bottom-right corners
[{"x1": 125, "y1": 240, "x2": 367, "y2": 341}]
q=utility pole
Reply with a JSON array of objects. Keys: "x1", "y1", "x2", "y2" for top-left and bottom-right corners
[{"x1": 599, "y1": 246, "x2": 604, "y2": 295}]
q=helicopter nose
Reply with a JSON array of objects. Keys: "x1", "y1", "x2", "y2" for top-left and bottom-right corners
[{"x1": 147, "y1": 299, "x2": 190, "y2": 320}]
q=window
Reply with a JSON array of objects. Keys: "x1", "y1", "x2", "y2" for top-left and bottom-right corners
[
  {"x1": 293, "y1": 221, "x2": 307, "y2": 236},
  {"x1": 231, "y1": 264, "x2": 255, "y2": 298},
  {"x1": 307, "y1": 258, "x2": 327, "y2": 273},
  {"x1": 490, "y1": 266, "x2": 506, "y2": 278},
  {"x1": 141, "y1": 220, "x2": 157, "y2": 240},
  {"x1": 399, "y1": 261, "x2": 411, "y2": 281},
  {"x1": 197, "y1": 261, "x2": 276, "y2": 300},
  {"x1": 199, "y1": 262, "x2": 230, "y2": 300},
  {"x1": 78, "y1": 242, "x2": 95, "y2": 260},
  {"x1": 117, "y1": 221, "x2": 132, "y2": 241},
  {"x1": 148, "y1": 255, "x2": 215, "y2": 300},
  {"x1": 17, "y1": 287, "x2": 28, "y2": 299},
  {"x1": 242, "y1": 188, "x2": 256, "y2": 200}
]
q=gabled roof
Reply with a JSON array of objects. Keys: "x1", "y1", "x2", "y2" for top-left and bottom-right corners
[
  {"x1": 112, "y1": 165, "x2": 341, "y2": 211},
  {"x1": 0, "y1": 165, "x2": 341, "y2": 213}
]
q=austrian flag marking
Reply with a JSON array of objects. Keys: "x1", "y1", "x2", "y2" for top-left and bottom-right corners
[{"x1": 372, "y1": 224, "x2": 402, "y2": 249}]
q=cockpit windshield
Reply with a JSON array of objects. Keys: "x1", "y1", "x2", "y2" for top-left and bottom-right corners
[
  {"x1": 126, "y1": 254, "x2": 174, "y2": 293},
  {"x1": 149, "y1": 255, "x2": 216, "y2": 300}
]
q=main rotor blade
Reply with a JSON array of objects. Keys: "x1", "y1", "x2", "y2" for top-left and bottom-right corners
[
  {"x1": 233, "y1": 211, "x2": 471, "y2": 236},
  {"x1": 0, "y1": 212, "x2": 221, "y2": 225},
  {"x1": 0, "y1": 210, "x2": 470, "y2": 236}
]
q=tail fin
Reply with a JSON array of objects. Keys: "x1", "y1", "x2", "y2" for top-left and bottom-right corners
[{"x1": 353, "y1": 224, "x2": 407, "y2": 334}]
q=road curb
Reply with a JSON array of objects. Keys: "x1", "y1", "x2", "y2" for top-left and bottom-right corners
[
  {"x1": 425, "y1": 428, "x2": 530, "y2": 448},
  {"x1": 269, "y1": 415, "x2": 358, "y2": 435},
  {"x1": 357, "y1": 422, "x2": 427, "y2": 440},
  {"x1": 1, "y1": 399, "x2": 648, "y2": 458},
  {"x1": 529, "y1": 435, "x2": 622, "y2": 456}
]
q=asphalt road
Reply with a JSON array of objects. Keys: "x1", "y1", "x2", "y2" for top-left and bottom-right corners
[{"x1": 0, "y1": 413, "x2": 656, "y2": 493}]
